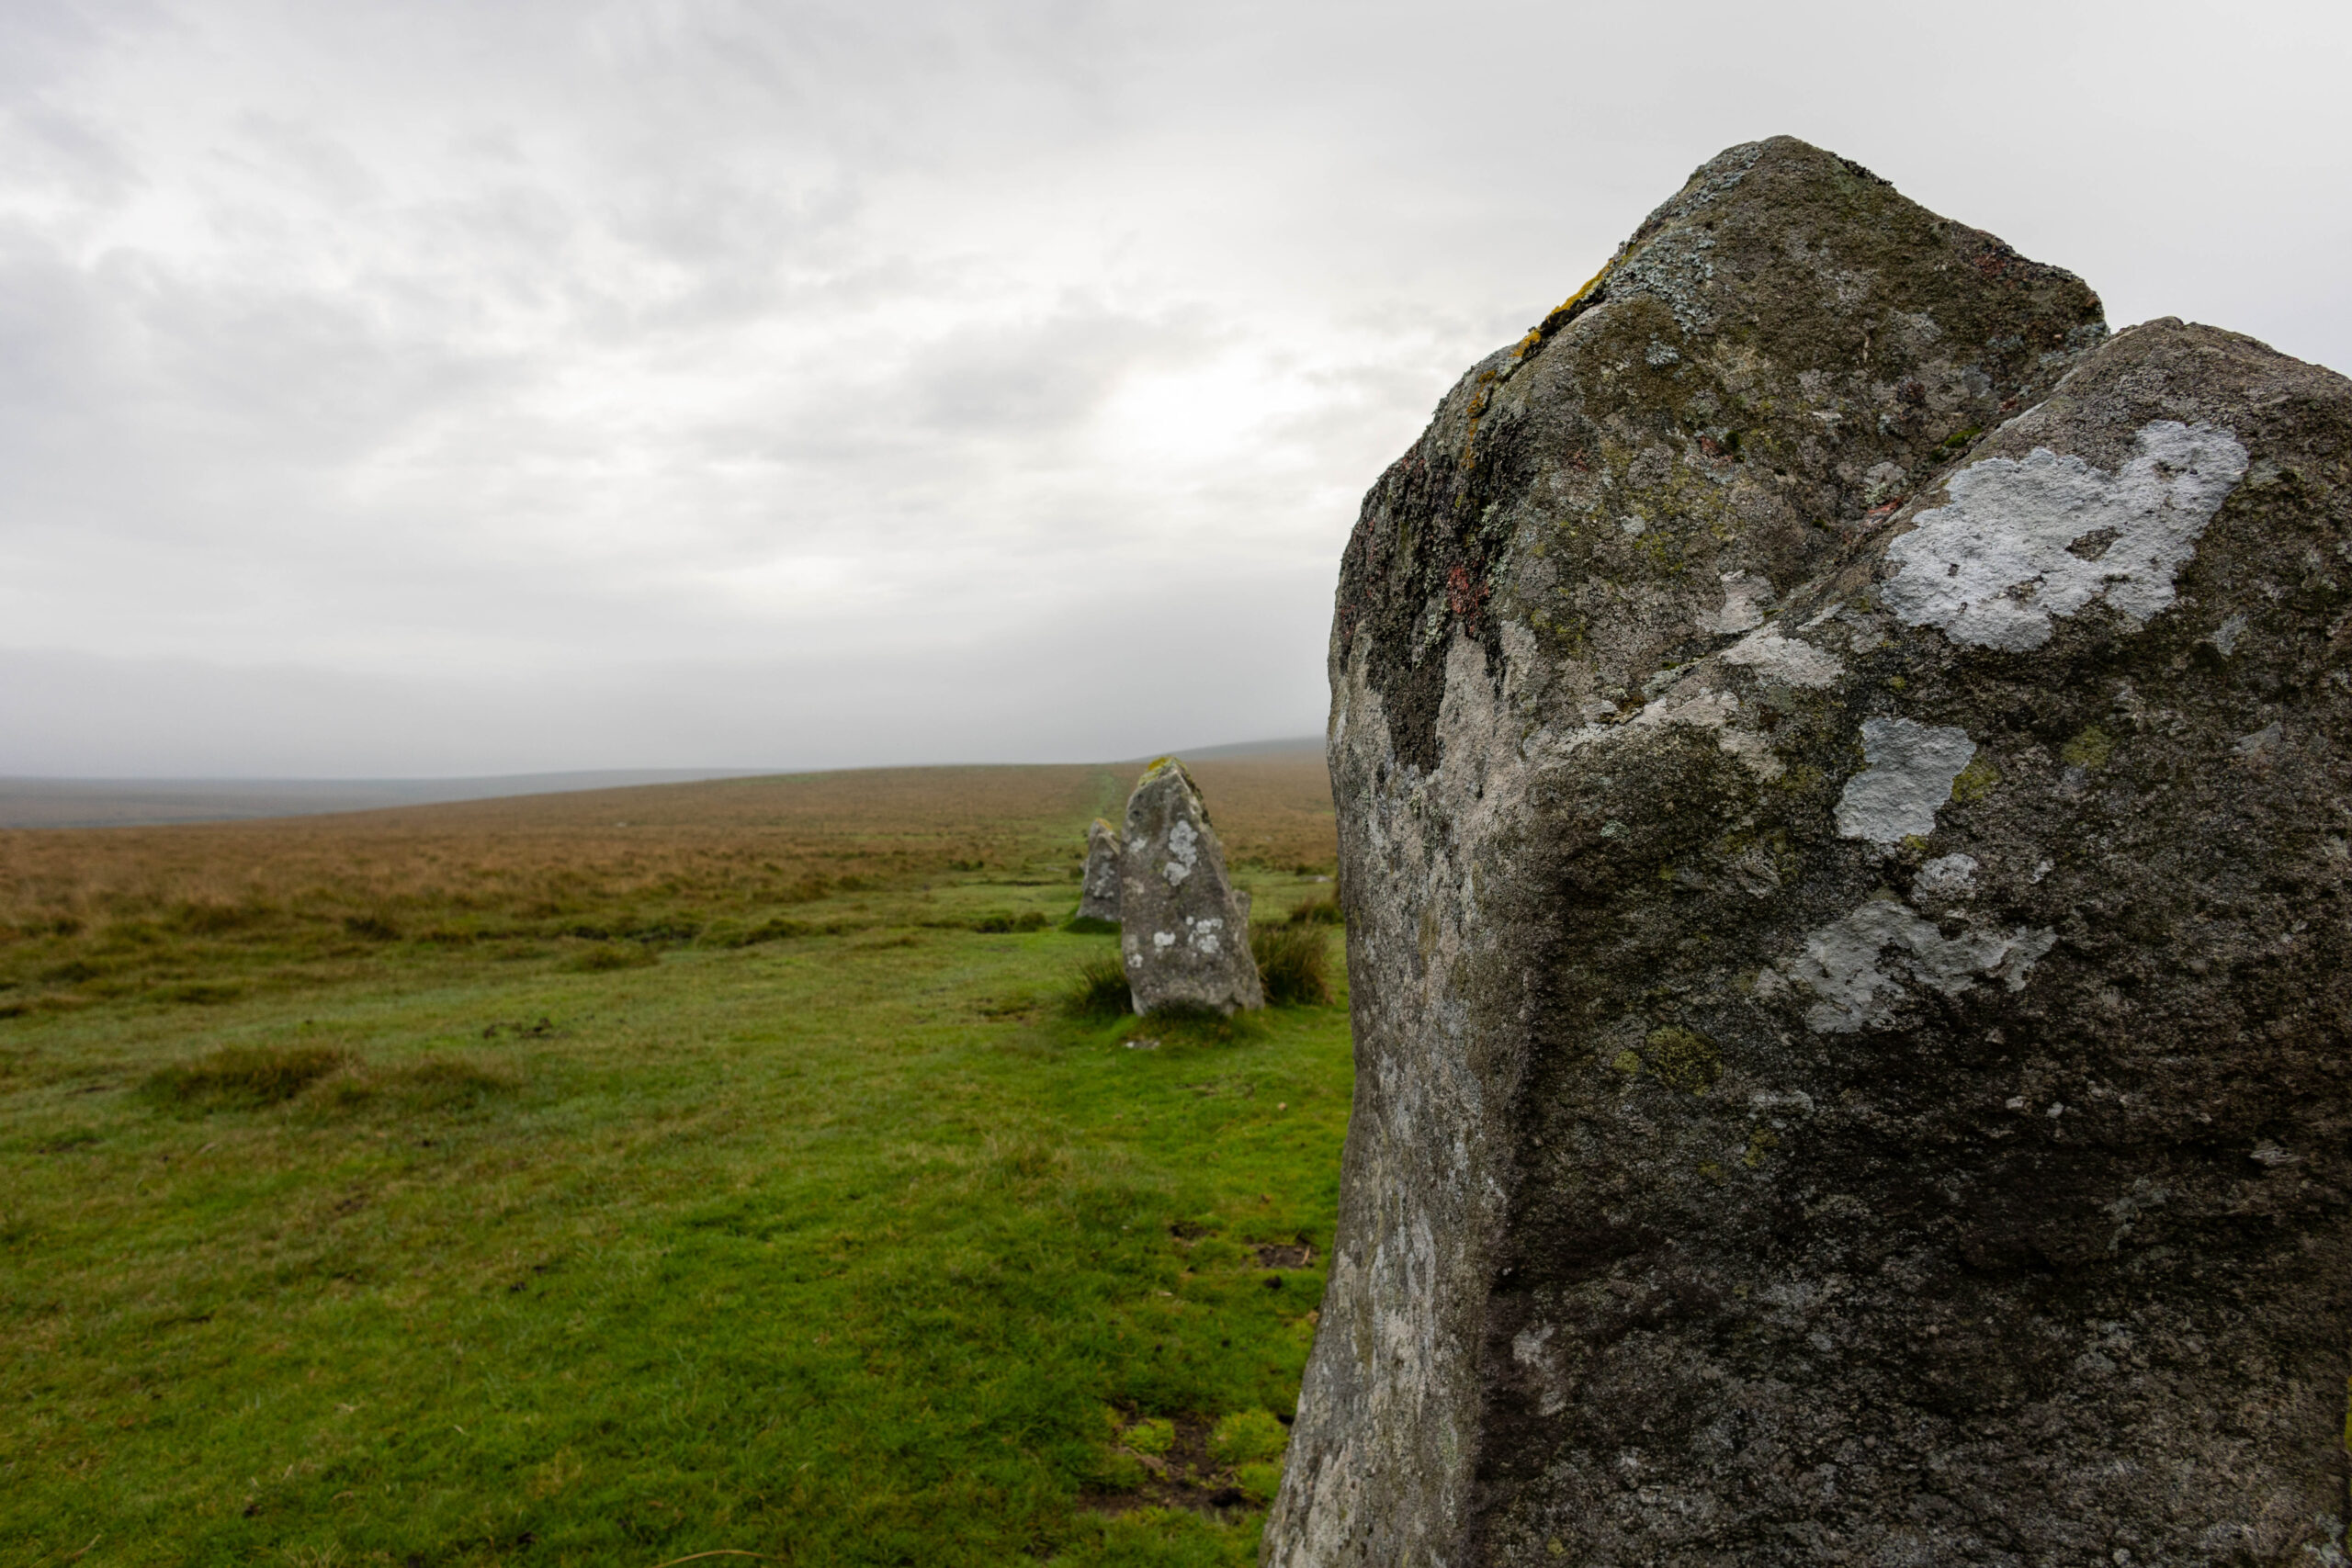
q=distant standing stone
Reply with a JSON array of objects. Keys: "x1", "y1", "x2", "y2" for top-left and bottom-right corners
[
  {"x1": 1077, "y1": 818, "x2": 1122, "y2": 921},
  {"x1": 1119, "y1": 759, "x2": 1263, "y2": 1014},
  {"x1": 1077, "y1": 818, "x2": 1124, "y2": 926}
]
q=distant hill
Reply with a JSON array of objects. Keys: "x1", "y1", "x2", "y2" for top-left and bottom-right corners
[
  {"x1": 0, "y1": 739, "x2": 1329, "y2": 829},
  {"x1": 1150, "y1": 735, "x2": 1322, "y2": 761},
  {"x1": 0, "y1": 770, "x2": 755, "y2": 829}
]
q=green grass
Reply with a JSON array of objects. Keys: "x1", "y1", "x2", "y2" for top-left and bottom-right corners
[{"x1": 0, "y1": 861, "x2": 1350, "y2": 1566}]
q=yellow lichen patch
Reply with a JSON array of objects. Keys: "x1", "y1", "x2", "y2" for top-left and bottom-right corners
[
  {"x1": 2061, "y1": 725, "x2": 2115, "y2": 770},
  {"x1": 1547, "y1": 257, "x2": 1616, "y2": 324},
  {"x1": 1743, "y1": 1127, "x2": 1781, "y2": 1168},
  {"x1": 1951, "y1": 753, "x2": 2001, "y2": 804},
  {"x1": 1645, "y1": 1026, "x2": 1721, "y2": 1094},
  {"x1": 1611, "y1": 1048, "x2": 1643, "y2": 1076}
]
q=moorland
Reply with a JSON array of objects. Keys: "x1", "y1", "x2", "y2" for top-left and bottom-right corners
[{"x1": 0, "y1": 750, "x2": 1346, "y2": 1567}]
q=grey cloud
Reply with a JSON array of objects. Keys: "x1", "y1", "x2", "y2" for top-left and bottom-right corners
[
  {"x1": 0, "y1": 0, "x2": 2346, "y2": 776},
  {"x1": 906, "y1": 300, "x2": 1219, "y2": 436}
]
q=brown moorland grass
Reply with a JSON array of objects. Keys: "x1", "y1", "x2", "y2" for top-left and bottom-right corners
[{"x1": 0, "y1": 751, "x2": 1334, "y2": 1019}]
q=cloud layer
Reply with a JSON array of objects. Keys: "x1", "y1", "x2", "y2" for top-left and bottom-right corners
[{"x1": 4, "y1": 0, "x2": 2346, "y2": 774}]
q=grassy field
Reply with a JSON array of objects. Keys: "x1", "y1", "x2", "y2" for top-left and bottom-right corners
[{"x1": 0, "y1": 754, "x2": 1348, "y2": 1566}]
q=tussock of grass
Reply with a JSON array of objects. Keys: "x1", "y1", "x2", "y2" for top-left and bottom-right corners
[
  {"x1": 1125, "y1": 1416, "x2": 1175, "y2": 1456},
  {"x1": 972, "y1": 910, "x2": 1049, "y2": 933},
  {"x1": 1284, "y1": 895, "x2": 1342, "y2": 928},
  {"x1": 1063, "y1": 914, "x2": 1119, "y2": 935},
  {"x1": 142, "y1": 1044, "x2": 347, "y2": 1109},
  {"x1": 983, "y1": 1134, "x2": 1076, "y2": 1187},
  {"x1": 1251, "y1": 924, "x2": 1333, "y2": 1008},
  {"x1": 1065, "y1": 951, "x2": 1135, "y2": 1019},
  {"x1": 313, "y1": 1056, "x2": 516, "y2": 1113},
  {"x1": 1210, "y1": 1408, "x2": 1288, "y2": 1465}
]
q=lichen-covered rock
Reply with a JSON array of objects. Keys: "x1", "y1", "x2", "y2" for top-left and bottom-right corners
[
  {"x1": 1079, "y1": 817, "x2": 1122, "y2": 922},
  {"x1": 1269, "y1": 136, "x2": 2352, "y2": 1568},
  {"x1": 1120, "y1": 759, "x2": 1264, "y2": 1014}
]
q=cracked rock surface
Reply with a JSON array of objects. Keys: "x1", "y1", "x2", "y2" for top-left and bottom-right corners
[
  {"x1": 1267, "y1": 136, "x2": 2352, "y2": 1567},
  {"x1": 1119, "y1": 758, "x2": 1263, "y2": 1015}
]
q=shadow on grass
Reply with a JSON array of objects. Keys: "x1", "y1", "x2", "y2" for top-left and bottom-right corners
[
  {"x1": 1119, "y1": 1003, "x2": 1267, "y2": 1051},
  {"x1": 565, "y1": 942, "x2": 658, "y2": 973}
]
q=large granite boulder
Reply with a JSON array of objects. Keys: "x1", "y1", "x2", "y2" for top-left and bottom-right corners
[
  {"x1": 1079, "y1": 817, "x2": 1123, "y2": 922},
  {"x1": 1270, "y1": 135, "x2": 2352, "y2": 1567},
  {"x1": 1120, "y1": 758, "x2": 1264, "y2": 1014}
]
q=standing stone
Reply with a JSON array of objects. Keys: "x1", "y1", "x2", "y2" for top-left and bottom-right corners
[
  {"x1": 1120, "y1": 758, "x2": 1264, "y2": 1014},
  {"x1": 1078, "y1": 817, "x2": 1123, "y2": 922},
  {"x1": 1270, "y1": 136, "x2": 2352, "y2": 1567}
]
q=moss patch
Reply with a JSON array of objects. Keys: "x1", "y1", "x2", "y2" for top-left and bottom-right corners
[
  {"x1": 1643, "y1": 1026, "x2": 1721, "y2": 1095},
  {"x1": 2062, "y1": 725, "x2": 2116, "y2": 770},
  {"x1": 1951, "y1": 753, "x2": 2002, "y2": 803}
]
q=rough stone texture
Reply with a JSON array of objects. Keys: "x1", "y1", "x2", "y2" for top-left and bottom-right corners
[
  {"x1": 1079, "y1": 817, "x2": 1123, "y2": 922},
  {"x1": 1120, "y1": 758, "x2": 1264, "y2": 1014},
  {"x1": 1270, "y1": 135, "x2": 2352, "y2": 1568}
]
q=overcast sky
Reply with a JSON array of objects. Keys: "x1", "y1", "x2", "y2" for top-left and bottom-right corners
[{"x1": 2, "y1": 0, "x2": 2346, "y2": 777}]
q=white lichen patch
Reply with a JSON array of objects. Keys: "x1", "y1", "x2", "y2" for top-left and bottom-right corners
[
  {"x1": 1913, "y1": 852, "x2": 1980, "y2": 897},
  {"x1": 1722, "y1": 626, "x2": 1843, "y2": 688},
  {"x1": 1182, "y1": 914, "x2": 1227, "y2": 956},
  {"x1": 1881, "y1": 420, "x2": 2249, "y2": 650},
  {"x1": 1782, "y1": 898, "x2": 2057, "y2": 1033},
  {"x1": 1697, "y1": 570, "x2": 1770, "y2": 636},
  {"x1": 1161, "y1": 818, "x2": 1200, "y2": 885},
  {"x1": 1835, "y1": 717, "x2": 1977, "y2": 843}
]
